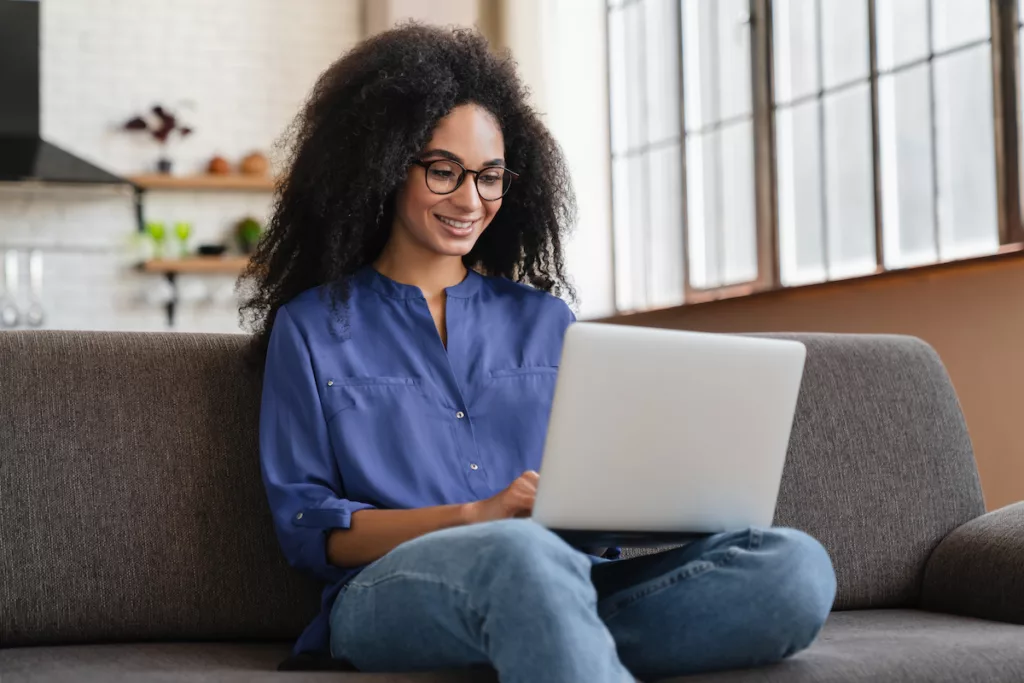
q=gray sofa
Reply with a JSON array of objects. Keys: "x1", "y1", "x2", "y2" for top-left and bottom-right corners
[{"x1": 1, "y1": 330, "x2": 1023, "y2": 682}]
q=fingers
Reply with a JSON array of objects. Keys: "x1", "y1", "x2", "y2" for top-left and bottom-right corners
[
  {"x1": 511, "y1": 483, "x2": 537, "y2": 516},
  {"x1": 520, "y1": 470, "x2": 540, "y2": 483},
  {"x1": 513, "y1": 478, "x2": 538, "y2": 496},
  {"x1": 517, "y1": 471, "x2": 539, "y2": 493}
]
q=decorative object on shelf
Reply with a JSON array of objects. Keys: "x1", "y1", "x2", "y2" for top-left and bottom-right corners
[
  {"x1": 174, "y1": 222, "x2": 193, "y2": 258},
  {"x1": 130, "y1": 174, "x2": 276, "y2": 235},
  {"x1": 207, "y1": 155, "x2": 231, "y2": 175},
  {"x1": 240, "y1": 151, "x2": 270, "y2": 177},
  {"x1": 196, "y1": 244, "x2": 227, "y2": 256},
  {"x1": 146, "y1": 221, "x2": 168, "y2": 259},
  {"x1": 235, "y1": 216, "x2": 263, "y2": 254},
  {"x1": 123, "y1": 104, "x2": 194, "y2": 175}
]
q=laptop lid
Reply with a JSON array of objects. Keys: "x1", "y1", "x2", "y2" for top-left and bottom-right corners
[{"x1": 532, "y1": 323, "x2": 806, "y2": 538}]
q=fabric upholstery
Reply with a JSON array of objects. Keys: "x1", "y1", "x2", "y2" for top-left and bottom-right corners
[
  {"x1": 0, "y1": 330, "x2": 991, "y2": 667},
  {"x1": 921, "y1": 501, "x2": 1024, "y2": 624},
  {"x1": 4, "y1": 611, "x2": 1024, "y2": 682},
  {"x1": 671, "y1": 610, "x2": 1024, "y2": 683},
  {"x1": 0, "y1": 642, "x2": 496, "y2": 682},
  {"x1": 626, "y1": 334, "x2": 985, "y2": 611},
  {"x1": 767, "y1": 334, "x2": 984, "y2": 609},
  {"x1": 0, "y1": 331, "x2": 322, "y2": 646}
]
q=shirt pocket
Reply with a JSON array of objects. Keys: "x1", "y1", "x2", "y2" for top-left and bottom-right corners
[
  {"x1": 322, "y1": 376, "x2": 460, "y2": 504},
  {"x1": 322, "y1": 376, "x2": 422, "y2": 423}
]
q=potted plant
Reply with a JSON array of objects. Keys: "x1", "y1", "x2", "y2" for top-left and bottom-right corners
[
  {"x1": 236, "y1": 217, "x2": 263, "y2": 254},
  {"x1": 123, "y1": 104, "x2": 194, "y2": 174}
]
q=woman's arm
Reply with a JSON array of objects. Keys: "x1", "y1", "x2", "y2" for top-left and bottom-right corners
[{"x1": 327, "y1": 471, "x2": 539, "y2": 567}]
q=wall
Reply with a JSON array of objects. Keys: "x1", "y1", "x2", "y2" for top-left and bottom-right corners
[
  {"x1": 498, "y1": 0, "x2": 616, "y2": 319},
  {"x1": 0, "y1": 0, "x2": 362, "y2": 333},
  {"x1": 1, "y1": 0, "x2": 615, "y2": 331},
  {"x1": 366, "y1": 0, "x2": 486, "y2": 36},
  {"x1": 607, "y1": 254, "x2": 1024, "y2": 511}
]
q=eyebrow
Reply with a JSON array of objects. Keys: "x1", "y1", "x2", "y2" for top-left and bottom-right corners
[{"x1": 419, "y1": 149, "x2": 505, "y2": 167}]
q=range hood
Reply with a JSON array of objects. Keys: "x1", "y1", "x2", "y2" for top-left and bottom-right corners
[{"x1": 0, "y1": 0, "x2": 129, "y2": 185}]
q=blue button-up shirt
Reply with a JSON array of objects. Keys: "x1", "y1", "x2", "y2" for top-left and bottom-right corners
[{"x1": 259, "y1": 266, "x2": 575, "y2": 656}]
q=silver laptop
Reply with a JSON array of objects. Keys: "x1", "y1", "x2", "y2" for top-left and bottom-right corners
[{"x1": 532, "y1": 322, "x2": 806, "y2": 546}]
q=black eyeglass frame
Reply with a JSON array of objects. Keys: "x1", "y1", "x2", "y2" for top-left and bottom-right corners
[{"x1": 412, "y1": 159, "x2": 520, "y2": 201}]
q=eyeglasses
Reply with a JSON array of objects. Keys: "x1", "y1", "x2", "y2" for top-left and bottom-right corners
[{"x1": 412, "y1": 158, "x2": 519, "y2": 201}]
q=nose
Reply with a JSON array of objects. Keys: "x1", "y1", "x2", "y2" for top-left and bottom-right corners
[{"x1": 450, "y1": 173, "x2": 484, "y2": 212}]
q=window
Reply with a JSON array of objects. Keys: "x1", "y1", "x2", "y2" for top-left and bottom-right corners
[
  {"x1": 607, "y1": 0, "x2": 1020, "y2": 312},
  {"x1": 608, "y1": 0, "x2": 686, "y2": 310}
]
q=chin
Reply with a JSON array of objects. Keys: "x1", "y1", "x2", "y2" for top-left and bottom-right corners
[{"x1": 430, "y1": 236, "x2": 479, "y2": 257}]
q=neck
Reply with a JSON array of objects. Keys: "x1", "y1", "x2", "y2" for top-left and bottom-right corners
[{"x1": 373, "y1": 237, "x2": 468, "y2": 299}]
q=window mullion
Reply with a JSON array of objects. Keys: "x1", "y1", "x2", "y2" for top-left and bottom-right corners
[
  {"x1": 751, "y1": 0, "x2": 780, "y2": 289},
  {"x1": 991, "y1": 0, "x2": 1023, "y2": 245},
  {"x1": 867, "y1": 0, "x2": 885, "y2": 271},
  {"x1": 677, "y1": 0, "x2": 697, "y2": 302}
]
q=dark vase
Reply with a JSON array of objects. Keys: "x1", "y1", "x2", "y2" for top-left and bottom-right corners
[{"x1": 156, "y1": 157, "x2": 173, "y2": 174}]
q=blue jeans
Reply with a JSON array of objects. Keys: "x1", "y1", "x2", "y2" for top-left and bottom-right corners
[{"x1": 329, "y1": 520, "x2": 836, "y2": 682}]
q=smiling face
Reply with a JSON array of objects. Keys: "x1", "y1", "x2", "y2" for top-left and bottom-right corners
[{"x1": 389, "y1": 103, "x2": 506, "y2": 260}]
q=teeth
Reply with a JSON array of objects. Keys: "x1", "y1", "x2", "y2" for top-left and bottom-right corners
[{"x1": 438, "y1": 216, "x2": 473, "y2": 230}]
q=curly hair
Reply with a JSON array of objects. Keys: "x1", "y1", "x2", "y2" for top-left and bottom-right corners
[{"x1": 238, "y1": 23, "x2": 577, "y2": 367}]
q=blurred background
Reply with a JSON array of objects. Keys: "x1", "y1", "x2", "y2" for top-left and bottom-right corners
[
  {"x1": 4, "y1": 0, "x2": 1024, "y2": 506},
  {"x1": 2, "y1": 0, "x2": 1017, "y2": 328},
  {"x1": 0, "y1": 0, "x2": 613, "y2": 332}
]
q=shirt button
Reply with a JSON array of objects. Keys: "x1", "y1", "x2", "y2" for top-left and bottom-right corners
[
  {"x1": 327, "y1": 380, "x2": 334, "y2": 387},
  {"x1": 456, "y1": 411, "x2": 465, "y2": 419},
  {"x1": 470, "y1": 463, "x2": 479, "y2": 470},
  {"x1": 296, "y1": 512, "x2": 303, "y2": 520}
]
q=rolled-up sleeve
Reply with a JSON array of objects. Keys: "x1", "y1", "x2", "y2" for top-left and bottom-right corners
[{"x1": 259, "y1": 305, "x2": 376, "y2": 581}]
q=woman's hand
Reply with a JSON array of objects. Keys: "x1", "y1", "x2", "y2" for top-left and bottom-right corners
[{"x1": 463, "y1": 471, "x2": 539, "y2": 524}]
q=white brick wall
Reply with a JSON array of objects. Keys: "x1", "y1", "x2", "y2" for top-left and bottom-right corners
[{"x1": 0, "y1": 0, "x2": 363, "y2": 333}]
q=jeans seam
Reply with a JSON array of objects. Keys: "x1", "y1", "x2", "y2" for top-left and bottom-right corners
[
  {"x1": 601, "y1": 546, "x2": 742, "y2": 624},
  {"x1": 329, "y1": 583, "x2": 351, "y2": 660}
]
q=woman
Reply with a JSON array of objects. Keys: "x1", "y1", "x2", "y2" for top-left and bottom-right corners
[{"x1": 244, "y1": 24, "x2": 836, "y2": 683}]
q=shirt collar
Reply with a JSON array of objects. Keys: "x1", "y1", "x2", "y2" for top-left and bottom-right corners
[{"x1": 355, "y1": 265, "x2": 482, "y2": 300}]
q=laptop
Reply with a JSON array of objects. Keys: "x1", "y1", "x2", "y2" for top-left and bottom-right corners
[{"x1": 531, "y1": 322, "x2": 806, "y2": 547}]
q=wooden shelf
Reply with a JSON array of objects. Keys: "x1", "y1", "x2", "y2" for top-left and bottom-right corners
[
  {"x1": 128, "y1": 174, "x2": 277, "y2": 192},
  {"x1": 139, "y1": 256, "x2": 250, "y2": 275}
]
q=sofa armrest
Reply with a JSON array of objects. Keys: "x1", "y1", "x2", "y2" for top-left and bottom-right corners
[{"x1": 921, "y1": 501, "x2": 1024, "y2": 623}]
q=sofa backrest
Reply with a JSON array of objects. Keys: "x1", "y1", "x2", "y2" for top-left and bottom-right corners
[
  {"x1": 0, "y1": 331, "x2": 321, "y2": 647},
  {"x1": 0, "y1": 331, "x2": 985, "y2": 646},
  {"x1": 766, "y1": 333, "x2": 984, "y2": 609}
]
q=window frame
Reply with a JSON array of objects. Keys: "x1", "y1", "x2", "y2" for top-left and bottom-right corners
[{"x1": 607, "y1": 0, "x2": 1024, "y2": 311}]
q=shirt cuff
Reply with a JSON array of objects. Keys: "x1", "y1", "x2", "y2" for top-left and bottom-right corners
[{"x1": 292, "y1": 500, "x2": 376, "y2": 531}]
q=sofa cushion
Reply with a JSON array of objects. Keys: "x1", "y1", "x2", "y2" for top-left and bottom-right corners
[
  {"x1": 0, "y1": 331, "x2": 322, "y2": 646},
  {"x1": 3, "y1": 611, "x2": 1023, "y2": 682},
  {"x1": 0, "y1": 331, "x2": 987, "y2": 646},
  {"x1": 0, "y1": 642, "x2": 496, "y2": 682},
  {"x1": 670, "y1": 609, "x2": 1024, "y2": 683},
  {"x1": 761, "y1": 334, "x2": 983, "y2": 609}
]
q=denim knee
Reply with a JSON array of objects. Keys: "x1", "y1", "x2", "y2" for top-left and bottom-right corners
[
  {"x1": 758, "y1": 528, "x2": 836, "y2": 655},
  {"x1": 452, "y1": 520, "x2": 595, "y2": 606},
  {"x1": 472, "y1": 520, "x2": 585, "y2": 567}
]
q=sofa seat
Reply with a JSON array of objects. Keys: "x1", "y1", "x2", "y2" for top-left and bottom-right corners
[
  {"x1": 675, "y1": 610, "x2": 1024, "y2": 683},
  {"x1": 0, "y1": 641, "x2": 493, "y2": 682},
  {"x1": 4, "y1": 610, "x2": 1023, "y2": 683}
]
